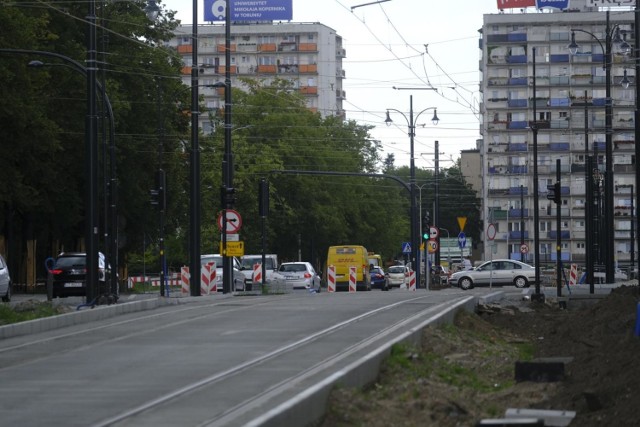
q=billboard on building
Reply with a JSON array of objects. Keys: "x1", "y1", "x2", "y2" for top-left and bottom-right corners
[
  {"x1": 497, "y1": 0, "x2": 536, "y2": 8},
  {"x1": 536, "y1": 0, "x2": 570, "y2": 9},
  {"x1": 204, "y1": 0, "x2": 293, "y2": 22}
]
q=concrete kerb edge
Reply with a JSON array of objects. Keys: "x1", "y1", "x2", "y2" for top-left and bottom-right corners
[
  {"x1": 244, "y1": 295, "x2": 478, "y2": 427},
  {"x1": 0, "y1": 294, "x2": 231, "y2": 340}
]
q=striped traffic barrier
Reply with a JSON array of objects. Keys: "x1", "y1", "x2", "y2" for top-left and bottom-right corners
[
  {"x1": 569, "y1": 264, "x2": 578, "y2": 286},
  {"x1": 327, "y1": 265, "x2": 336, "y2": 293},
  {"x1": 181, "y1": 266, "x2": 190, "y2": 295},
  {"x1": 408, "y1": 270, "x2": 416, "y2": 291},
  {"x1": 252, "y1": 263, "x2": 262, "y2": 285},
  {"x1": 201, "y1": 262, "x2": 216, "y2": 295},
  {"x1": 349, "y1": 266, "x2": 357, "y2": 293}
]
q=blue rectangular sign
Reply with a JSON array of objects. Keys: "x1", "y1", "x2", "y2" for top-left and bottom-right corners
[
  {"x1": 204, "y1": 0, "x2": 293, "y2": 22},
  {"x1": 536, "y1": 0, "x2": 570, "y2": 9}
]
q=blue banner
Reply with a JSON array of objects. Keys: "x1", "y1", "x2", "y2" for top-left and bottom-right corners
[
  {"x1": 204, "y1": 0, "x2": 293, "y2": 22},
  {"x1": 536, "y1": 0, "x2": 570, "y2": 9}
]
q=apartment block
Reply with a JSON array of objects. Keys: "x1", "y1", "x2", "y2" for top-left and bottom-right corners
[
  {"x1": 479, "y1": 1, "x2": 636, "y2": 267},
  {"x1": 168, "y1": 22, "x2": 346, "y2": 130}
]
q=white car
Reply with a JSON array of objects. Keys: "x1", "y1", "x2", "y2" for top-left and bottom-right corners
[
  {"x1": 200, "y1": 255, "x2": 246, "y2": 291},
  {"x1": 0, "y1": 254, "x2": 11, "y2": 302},
  {"x1": 239, "y1": 254, "x2": 278, "y2": 288},
  {"x1": 385, "y1": 265, "x2": 409, "y2": 288},
  {"x1": 450, "y1": 259, "x2": 536, "y2": 290},
  {"x1": 277, "y1": 262, "x2": 321, "y2": 291}
]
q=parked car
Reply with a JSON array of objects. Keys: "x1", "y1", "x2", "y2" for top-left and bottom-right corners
[
  {"x1": 369, "y1": 266, "x2": 386, "y2": 289},
  {"x1": 200, "y1": 254, "x2": 246, "y2": 291},
  {"x1": 278, "y1": 262, "x2": 321, "y2": 291},
  {"x1": 385, "y1": 264, "x2": 409, "y2": 288},
  {"x1": 49, "y1": 252, "x2": 115, "y2": 299},
  {"x1": 239, "y1": 254, "x2": 278, "y2": 288},
  {"x1": 450, "y1": 259, "x2": 536, "y2": 290},
  {"x1": 0, "y1": 254, "x2": 11, "y2": 302}
]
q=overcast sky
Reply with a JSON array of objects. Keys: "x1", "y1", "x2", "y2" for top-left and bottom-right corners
[{"x1": 159, "y1": 0, "x2": 505, "y2": 168}]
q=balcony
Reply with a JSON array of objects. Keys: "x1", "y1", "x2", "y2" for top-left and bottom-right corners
[
  {"x1": 550, "y1": 120, "x2": 569, "y2": 129},
  {"x1": 257, "y1": 65, "x2": 277, "y2": 73},
  {"x1": 258, "y1": 43, "x2": 277, "y2": 52},
  {"x1": 510, "y1": 208, "x2": 529, "y2": 217},
  {"x1": 508, "y1": 77, "x2": 528, "y2": 85},
  {"x1": 549, "y1": 97, "x2": 570, "y2": 107},
  {"x1": 509, "y1": 231, "x2": 529, "y2": 240},
  {"x1": 507, "y1": 143, "x2": 527, "y2": 152},
  {"x1": 506, "y1": 55, "x2": 527, "y2": 64},
  {"x1": 549, "y1": 142, "x2": 570, "y2": 151},
  {"x1": 548, "y1": 230, "x2": 571, "y2": 239},
  {"x1": 299, "y1": 43, "x2": 318, "y2": 52},
  {"x1": 508, "y1": 165, "x2": 528, "y2": 173},
  {"x1": 550, "y1": 54, "x2": 570, "y2": 63},
  {"x1": 300, "y1": 86, "x2": 318, "y2": 95},
  {"x1": 299, "y1": 64, "x2": 318, "y2": 73},
  {"x1": 508, "y1": 99, "x2": 527, "y2": 108},
  {"x1": 177, "y1": 45, "x2": 192, "y2": 54},
  {"x1": 507, "y1": 121, "x2": 528, "y2": 129}
]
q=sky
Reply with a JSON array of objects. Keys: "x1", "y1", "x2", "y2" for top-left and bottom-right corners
[{"x1": 159, "y1": 0, "x2": 505, "y2": 169}]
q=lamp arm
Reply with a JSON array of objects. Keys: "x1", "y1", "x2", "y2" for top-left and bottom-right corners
[
  {"x1": 571, "y1": 28, "x2": 607, "y2": 70},
  {"x1": 414, "y1": 106, "x2": 437, "y2": 124},
  {"x1": 386, "y1": 108, "x2": 410, "y2": 126}
]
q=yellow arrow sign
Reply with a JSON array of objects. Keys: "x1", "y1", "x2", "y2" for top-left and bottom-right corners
[
  {"x1": 220, "y1": 241, "x2": 245, "y2": 257},
  {"x1": 457, "y1": 216, "x2": 467, "y2": 232}
]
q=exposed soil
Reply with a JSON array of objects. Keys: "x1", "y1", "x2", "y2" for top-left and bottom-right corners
[{"x1": 321, "y1": 285, "x2": 640, "y2": 426}]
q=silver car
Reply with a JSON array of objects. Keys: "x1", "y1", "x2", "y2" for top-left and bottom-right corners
[
  {"x1": 0, "y1": 254, "x2": 11, "y2": 302},
  {"x1": 385, "y1": 265, "x2": 409, "y2": 288},
  {"x1": 449, "y1": 259, "x2": 536, "y2": 290},
  {"x1": 200, "y1": 255, "x2": 246, "y2": 291},
  {"x1": 277, "y1": 262, "x2": 321, "y2": 292}
]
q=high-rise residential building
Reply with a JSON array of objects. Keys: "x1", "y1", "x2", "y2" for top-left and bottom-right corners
[
  {"x1": 167, "y1": 22, "x2": 346, "y2": 132},
  {"x1": 479, "y1": 0, "x2": 636, "y2": 269}
]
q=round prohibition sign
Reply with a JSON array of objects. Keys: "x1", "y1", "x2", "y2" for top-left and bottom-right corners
[
  {"x1": 217, "y1": 209, "x2": 242, "y2": 233},
  {"x1": 486, "y1": 223, "x2": 497, "y2": 241}
]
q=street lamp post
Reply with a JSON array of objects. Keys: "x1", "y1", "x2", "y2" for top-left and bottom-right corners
[
  {"x1": 568, "y1": 11, "x2": 631, "y2": 283},
  {"x1": 385, "y1": 97, "x2": 438, "y2": 288}
]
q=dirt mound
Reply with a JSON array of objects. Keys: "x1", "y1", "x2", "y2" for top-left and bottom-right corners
[{"x1": 321, "y1": 286, "x2": 640, "y2": 426}]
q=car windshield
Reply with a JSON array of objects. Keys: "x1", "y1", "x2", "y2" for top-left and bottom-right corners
[
  {"x1": 55, "y1": 256, "x2": 86, "y2": 268},
  {"x1": 279, "y1": 264, "x2": 307, "y2": 272},
  {"x1": 201, "y1": 256, "x2": 223, "y2": 267},
  {"x1": 241, "y1": 258, "x2": 275, "y2": 270},
  {"x1": 388, "y1": 266, "x2": 405, "y2": 274}
]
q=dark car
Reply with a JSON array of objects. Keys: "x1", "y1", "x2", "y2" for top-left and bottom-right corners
[
  {"x1": 370, "y1": 266, "x2": 386, "y2": 289},
  {"x1": 49, "y1": 252, "x2": 116, "y2": 299}
]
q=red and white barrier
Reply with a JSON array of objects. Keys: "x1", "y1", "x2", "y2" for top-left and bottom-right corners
[
  {"x1": 408, "y1": 271, "x2": 416, "y2": 291},
  {"x1": 128, "y1": 276, "x2": 181, "y2": 289},
  {"x1": 181, "y1": 267, "x2": 190, "y2": 295},
  {"x1": 569, "y1": 264, "x2": 578, "y2": 286},
  {"x1": 327, "y1": 265, "x2": 336, "y2": 293},
  {"x1": 349, "y1": 266, "x2": 357, "y2": 293},
  {"x1": 253, "y1": 263, "x2": 262, "y2": 284},
  {"x1": 201, "y1": 262, "x2": 216, "y2": 295}
]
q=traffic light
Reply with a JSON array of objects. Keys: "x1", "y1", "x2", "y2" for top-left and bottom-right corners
[
  {"x1": 546, "y1": 182, "x2": 561, "y2": 204},
  {"x1": 221, "y1": 185, "x2": 236, "y2": 209},
  {"x1": 259, "y1": 178, "x2": 269, "y2": 217},
  {"x1": 422, "y1": 212, "x2": 430, "y2": 240}
]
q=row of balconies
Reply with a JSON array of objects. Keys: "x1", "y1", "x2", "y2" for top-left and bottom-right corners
[
  {"x1": 176, "y1": 43, "x2": 319, "y2": 55},
  {"x1": 486, "y1": 97, "x2": 635, "y2": 109},
  {"x1": 182, "y1": 63, "x2": 319, "y2": 76},
  {"x1": 487, "y1": 118, "x2": 635, "y2": 131}
]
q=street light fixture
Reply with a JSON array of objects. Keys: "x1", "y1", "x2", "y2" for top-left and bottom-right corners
[
  {"x1": 568, "y1": 11, "x2": 630, "y2": 283},
  {"x1": 385, "y1": 97, "x2": 438, "y2": 288}
]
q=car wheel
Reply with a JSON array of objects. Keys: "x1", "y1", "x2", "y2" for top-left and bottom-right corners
[
  {"x1": 2, "y1": 284, "x2": 10, "y2": 302},
  {"x1": 514, "y1": 276, "x2": 528, "y2": 288},
  {"x1": 459, "y1": 277, "x2": 473, "y2": 290}
]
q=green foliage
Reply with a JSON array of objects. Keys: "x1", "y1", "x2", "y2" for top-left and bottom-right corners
[{"x1": 0, "y1": 302, "x2": 69, "y2": 326}]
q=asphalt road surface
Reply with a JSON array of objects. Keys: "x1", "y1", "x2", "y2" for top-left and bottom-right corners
[{"x1": 0, "y1": 288, "x2": 490, "y2": 426}]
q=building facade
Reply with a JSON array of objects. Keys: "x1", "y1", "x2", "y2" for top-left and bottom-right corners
[
  {"x1": 479, "y1": 1, "x2": 636, "y2": 268},
  {"x1": 168, "y1": 22, "x2": 346, "y2": 130}
]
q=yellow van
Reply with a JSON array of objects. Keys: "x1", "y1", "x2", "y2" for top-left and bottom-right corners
[
  {"x1": 327, "y1": 245, "x2": 371, "y2": 291},
  {"x1": 367, "y1": 253, "x2": 383, "y2": 269}
]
